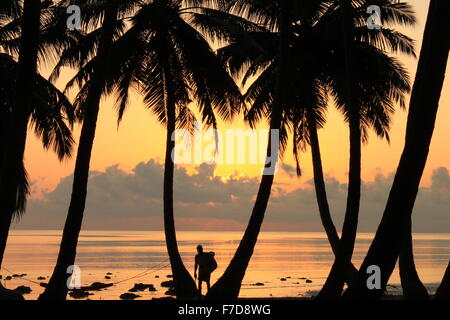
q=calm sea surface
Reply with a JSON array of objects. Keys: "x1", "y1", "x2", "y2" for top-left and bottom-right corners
[{"x1": 2, "y1": 230, "x2": 450, "y2": 300}]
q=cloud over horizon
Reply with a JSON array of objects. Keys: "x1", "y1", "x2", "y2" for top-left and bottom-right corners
[{"x1": 16, "y1": 160, "x2": 450, "y2": 233}]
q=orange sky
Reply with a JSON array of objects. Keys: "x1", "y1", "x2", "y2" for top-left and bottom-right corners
[{"x1": 26, "y1": 0, "x2": 449, "y2": 199}]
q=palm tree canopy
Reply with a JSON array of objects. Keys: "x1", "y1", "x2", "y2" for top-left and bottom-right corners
[
  {"x1": 54, "y1": 0, "x2": 243, "y2": 134},
  {"x1": 0, "y1": 52, "x2": 75, "y2": 217},
  {"x1": 0, "y1": 1, "x2": 77, "y2": 218},
  {"x1": 218, "y1": 0, "x2": 414, "y2": 173}
]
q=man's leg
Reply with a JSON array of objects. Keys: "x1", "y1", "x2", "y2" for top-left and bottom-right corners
[
  {"x1": 206, "y1": 279, "x2": 210, "y2": 291},
  {"x1": 198, "y1": 279, "x2": 202, "y2": 296}
]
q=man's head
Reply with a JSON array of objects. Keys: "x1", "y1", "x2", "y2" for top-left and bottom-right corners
[{"x1": 197, "y1": 245, "x2": 203, "y2": 254}]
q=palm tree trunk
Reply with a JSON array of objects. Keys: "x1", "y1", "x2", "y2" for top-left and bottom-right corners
[
  {"x1": 435, "y1": 260, "x2": 450, "y2": 300},
  {"x1": 206, "y1": 131, "x2": 280, "y2": 299},
  {"x1": 38, "y1": 6, "x2": 118, "y2": 300},
  {"x1": 317, "y1": 113, "x2": 361, "y2": 299},
  {"x1": 307, "y1": 114, "x2": 358, "y2": 285},
  {"x1": 316, "y1": 0, "x2": 361, "y2": 299},
  {"x1": 399, "y1": 218, "x2": 428, "y2": 299},
  {"x1": 0, "y1": 207, "x2": 17, "y2": 297},
  {"x1": 0, "y1": 0, "x2": 41, "y2": 269},
  {"x1": 206, "y1": 0, "x2": 289, "y2": 300},
  {"x1": 161, "y1": 67, "x2": 198, "y2": 299},
  {"x1": 343, "y1": 0, "x2": 450, "y2": 299},
  {"x1": 0, "y1": 212, "x2": 13, "y2": 268}
]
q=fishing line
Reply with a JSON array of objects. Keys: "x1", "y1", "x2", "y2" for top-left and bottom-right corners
[
  {"x1": 0, "y1": 267, "x2": 42, "y2": 285},
  {"x1": 0, "y1": 257, "x2": 172, "y2": 288}
]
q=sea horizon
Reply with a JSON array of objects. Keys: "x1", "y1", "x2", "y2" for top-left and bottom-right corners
[{"x1": 10, "y1": 228, "x2": 450, "y2": 234}]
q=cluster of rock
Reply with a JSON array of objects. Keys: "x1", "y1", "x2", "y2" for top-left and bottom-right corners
[
  {"x1": 1, "y1": 270, "x2": 181, "y2": 300},
  {"x1": 69, "y1": 291, "x2": 92, "y2": 299},
  {"x1": 129, "y1": 283, "x2": 156, "y2": 292},
  {"x1": 160, "y1": 280, "x2": 176, "y2": 296},
  {"x1": 119, "y1": 293, "x2": 140, "y2": 300},
  {"x1": 120, "y1": 283, "x2": 158, "y2": 300},
  {"x1": 14, "y1": 286, "x2": 32, "y2": 294},
  {"x1": 280, "y1": 277, "x2": 313, "y2": 283},
  {"x1": 1, "y1": 273, "x2": 27, "y2": 281},
  {"x1": 160, "y1": 280, "x2": 174, "y2": 288},
  {"x1": 119, "y1": 279, "x2": 177, "y2": 299},
  {"x1": 66, "y1": 282, "x2": 114, "y2": 299}
]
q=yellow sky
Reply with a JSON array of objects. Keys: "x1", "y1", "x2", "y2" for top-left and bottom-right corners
[{"x1": 26, "y1": 0, "x2": 449, "y2": 198}]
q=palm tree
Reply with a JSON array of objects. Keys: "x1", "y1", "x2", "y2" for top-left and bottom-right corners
[
  {"x1": 39, "y1": 0, "x2": 141, "y2": 300},
  {"x1": 0, "y1": 52, "x2": 74, "y2": 297},
  {"x1": 317, "y1": 0, "x2": 417, "y2": 299},
  {"x1": 0, "y1": 0, "x2": 41, "y2": 270},
  {"x1": 343, "y1": 0, "x2": 450, "y2": 300},
  {"x1": 106, "y1": 0, "x2": 243, "y2": 298},
  {"x1": 40, "y1": 0, "x2": 242, "y2": 299},
  {"x1": 0, "y1": 0, "x2": 77, "y2": 270},
  {"x1": 0, "y1": 0, "x2": 75, "y2": 296},
  {"x1": 207, "y1": 0, "x2": 291, "y2": 299},
  {"x1": 362, "y1": 2, "x2": 426, "y2": 300},
  {"x1": 207, "y1": 0, "x2": 414, "y2": 299},
  {"x1": 289, "y1": 1, "x2": 361, "y2": 283},
  {"x1": 316, "y1": 0, "x2": 361, "y2": 299},
  {"x1": 215, "y1": 0, "x2": 361, "y2": 284},
  {"x1": 0, "y1": 1, "x2": 23, "y2": 276},
  {"x1": 0, "y1": 0, "x2": 75, "y2": 267}
]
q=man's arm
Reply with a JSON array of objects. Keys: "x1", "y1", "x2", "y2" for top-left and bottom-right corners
[{"x1": 194, "y1": 255, "x2": 198, "y2": 279}]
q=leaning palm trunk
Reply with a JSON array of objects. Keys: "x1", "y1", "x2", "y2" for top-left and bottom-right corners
[
  {"x1": 308, "y1": 118, "x2": 339, "y2": 253},
  {"x1": 0, "y1": 0, "x2": 40, "y2": 269},
  {"x1": 161, "y1": 67, "x2": 197, "y2": 299},
  {"x1": 206, "y1": 131, "x2": 280, "y2": 299},
  {"x1": 343, "y1": 0, "x2": 450, "y2": 299},
  {"x1": 307, "y1": 113, "x2": 358, "y2": 285},
  {"x1": 316, "y1": 0, "x2": 361, "y2": 299},
  {"x1": 0, "y1": 210, "x2": 12, "y2": 269},
  {"x1": 38, "y1": 7, "x2": 118, "y2": 300},
  {"x1": 435, "y1": 260, "x2": 450, "y2": 300},
  {"x1": 316, "y1": 112, "x2": 361, "y2": 299},
  {"x1": 206, "y1": 0, "x2": 289, "y2": 300},
  {"x1": 399, "y1": 218, "x2": 429, "y2": 299}
]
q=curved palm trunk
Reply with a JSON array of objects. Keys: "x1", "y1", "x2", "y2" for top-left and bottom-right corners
[
  {"x1": 0, "y1": 161, "x2": 28, "y2": 301},
  {"x1": 343, "y1": 0, "x2": 450, "y2": 300},
  {"x1": 399, "y1": 218, "x2": 428, "y2": 299},
  {"x1": 316, "y1": 113, "x2": 361, "y2": 299},
  {"x1": 308, "y1": 115, "x2": 358, "y2": 285},
  {"x1": 0, "y1": 209, "x2": 12, "y2": 269},
  {"x1": 435, "y1": 260, "x2": 450, "y2": 300},
  {"x1": 206, "y1": 0, "x2": 289, "y2": 300},
  {"x1": 38, "y1": 7, "x2": 118, "y2": 300},
  {"x1": 0, "y1": 0, "x2": 40, "y2": 269},
  {"x1": 161, "y1": 68, "x2": 197, "y2": 299},
  {"x1": 316, "y1": 0, "x2": 361, "y2": 299},
  {"x1": 206, "y1": 134, "x2": 280, "y2": 299}
]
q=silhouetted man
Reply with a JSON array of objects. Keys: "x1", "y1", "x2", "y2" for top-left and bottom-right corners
[{"x1": 194, "y1": 245, "x2": 216, "y2": 296}]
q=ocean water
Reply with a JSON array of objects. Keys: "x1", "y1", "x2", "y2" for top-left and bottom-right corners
[{"x1": 2, "y1": 230, "x2": 450, "y2": 300}]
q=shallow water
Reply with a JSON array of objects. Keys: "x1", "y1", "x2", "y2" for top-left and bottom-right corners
[{"x1": 2, "y1": 230, "x2": 449, "y2": 300}]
